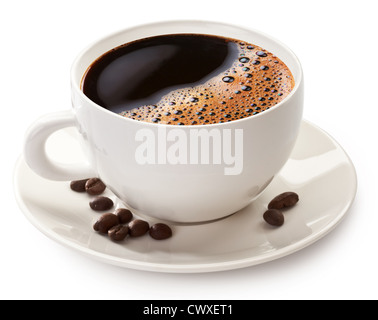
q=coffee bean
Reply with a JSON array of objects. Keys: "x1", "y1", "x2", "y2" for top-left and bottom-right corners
[
  {"x1": 128, "y1": 219, "x2": 149, "y2": 237},
  {"x1": 108, "y1": 225, "x2": 129, "y2": 241},
  {"x1": 93, "y1": 213, "x2": 119, "y2": 234},
  {"x1": 268, "y1": 192, "x2": 299, "y2": 210},
  {"x1": 115, "y1": 208, "x2": 133, "y2": 224},
  {"x1": 149, "y1": 223, "x2": 172, "y2": 240},
  {"x1": 263, "y1": 209, "x2": 284, "y2": 226},
  {"x1": 89, "y1": 196, "x2": 114, "y2": 211},
  {"x1": 85, "y1": 178, "x2": 106, "y2": 195},
  {"x1": 70, "y1": 178, "x2": 89, "y2": 192}
]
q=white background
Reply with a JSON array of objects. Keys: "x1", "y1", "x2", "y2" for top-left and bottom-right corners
[{"x1": 1, "y1": 0, "x2": 377, "y2": 300}]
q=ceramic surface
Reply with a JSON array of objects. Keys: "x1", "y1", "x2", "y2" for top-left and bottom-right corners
[{"x1": 15, "y1": 120, "x2": 357, "y2": 273}]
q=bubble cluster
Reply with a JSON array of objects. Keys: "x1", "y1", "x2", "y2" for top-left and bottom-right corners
[{"x1": 120, "y1": 38, "x2": 295, "y2": 125}]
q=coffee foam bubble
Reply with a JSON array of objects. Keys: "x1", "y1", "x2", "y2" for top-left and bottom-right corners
[{"x1": 120, "y1": 41, "x2": 294, "y2": 125}]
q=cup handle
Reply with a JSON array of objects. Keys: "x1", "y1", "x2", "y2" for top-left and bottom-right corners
[{"x1": 23, "y1": 110, "x2": 96, "y2": 181}]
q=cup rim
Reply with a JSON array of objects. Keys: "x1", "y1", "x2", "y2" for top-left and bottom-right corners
[{"x1": 71, "y1": 19, "x2": 303, "y2": 128}]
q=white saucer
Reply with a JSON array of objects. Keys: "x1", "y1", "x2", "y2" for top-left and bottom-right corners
[{"x1": 14, "y1": 120, "x2": 357, "y2": 273}]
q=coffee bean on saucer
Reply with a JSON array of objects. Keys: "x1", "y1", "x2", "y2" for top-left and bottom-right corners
[
  {"x1": 89, "y1": 196, "x2": 114, "y2": 211},
  {"x1": 149, "y1": 223, "x2": 172, "y2": 240},
  {"x1": 128, "y1": 219, "x2": 149, "y2": 237},
  {"x1": 263, "y1": 209, "x2": 284, "y2": 226},
  {"x1": 115, "y1": 208, "x2": 133, "y2": 224},
  {"x1": 93, "y1": 213, "x2": 119, "y2": 234},
  {"x1": 85, "y1": 178, "x2": 106, "y2": 195},
  {"x1": 108, "y1": 225, "x2": 129, "y2": 242},
  {"x1": 70, "y1": 178, "x2": 89, "y2": 192},
  {"x1": 70, "y1": 179, "x2": 88, "y2": 192},
  {"x1": 268, "y1": 192, "x2": 299, "y2": 210}
]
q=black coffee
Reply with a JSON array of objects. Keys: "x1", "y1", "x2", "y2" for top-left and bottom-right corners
[{"x1": 81, "y1": 34, "x2": 294, "y2": 125}]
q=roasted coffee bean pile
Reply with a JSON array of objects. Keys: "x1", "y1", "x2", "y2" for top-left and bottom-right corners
[
  {"x1": 70, "y1": 178, "x2": 172, "y2": 241},
  {"x1": 71, "y1": 178, "x2": 298, "y2": 236},
  {"x1": 263, "y1": 192, "x2": 299, "y2": 226}
]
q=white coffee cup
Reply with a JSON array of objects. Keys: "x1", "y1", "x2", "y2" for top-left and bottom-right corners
[{"x1": 23, "y1": 20, "x2": 303, "y2": 223}]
